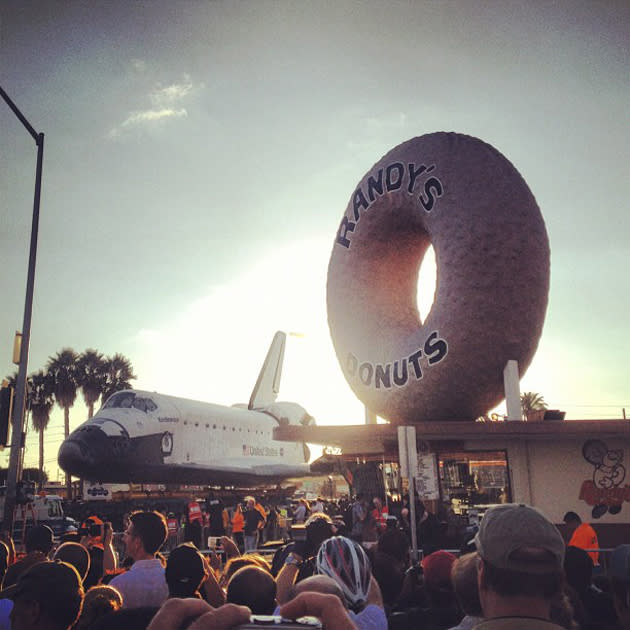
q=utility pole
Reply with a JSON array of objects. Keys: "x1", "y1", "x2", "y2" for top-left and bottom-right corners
[{"x1": 0, "y1": 85, "x2": 44, "y2": 534}]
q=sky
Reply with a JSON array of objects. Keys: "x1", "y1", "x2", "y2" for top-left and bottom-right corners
[{"x1": 1, "y1": 1, "x2": 628, "y2": 481}]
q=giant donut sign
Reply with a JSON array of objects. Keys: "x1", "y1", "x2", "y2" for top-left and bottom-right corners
[{"x1": 326, "y1": 132, "x2": 549, "y2": 423}]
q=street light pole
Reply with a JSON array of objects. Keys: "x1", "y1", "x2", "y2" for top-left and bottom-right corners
[{"x1": 0, "y1": 85, "x2": 44, "y2": 534}]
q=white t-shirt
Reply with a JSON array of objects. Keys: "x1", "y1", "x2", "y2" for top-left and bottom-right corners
[{"x1": 109, "y1": 558, "x2": 168, "y2": 609}]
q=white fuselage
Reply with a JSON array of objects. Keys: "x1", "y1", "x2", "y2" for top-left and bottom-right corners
[{"x1": 59, "y1": 389, "x2": 311, "y2": 484}]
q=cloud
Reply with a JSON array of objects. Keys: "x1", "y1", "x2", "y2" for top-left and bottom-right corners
[
  {"x1": 131, "y1": 58, "x2": 146, "y2": 73},
  {"x1": 121, "y1": 108, "x2": 187, "y2": 127},
  {"x1": 108, "y1": 73, "x2": 195, "y2": 138},
  {"x1": 150, "y1": 74, "x2": 193, "y2": 107}
]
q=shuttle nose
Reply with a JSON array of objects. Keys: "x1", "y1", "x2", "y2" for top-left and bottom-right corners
[
  {"x1": 57, "y1": 439, "x2": 88, "y2": 475},
  {"x1": 58, "y1": 424, "x2": 129, "y2": 479}
]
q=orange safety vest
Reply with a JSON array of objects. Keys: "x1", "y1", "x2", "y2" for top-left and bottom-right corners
[
  {"x1": 569, "y1": 522, "x2": 600, "y2": 565},
  {"x1": 232, "y1": 510, "x2": 244, "y2": 533}
]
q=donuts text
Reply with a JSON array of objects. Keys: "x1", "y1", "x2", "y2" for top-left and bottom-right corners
[{"x1": 345, "y1": 331, "x2": 448, "y2": 389}]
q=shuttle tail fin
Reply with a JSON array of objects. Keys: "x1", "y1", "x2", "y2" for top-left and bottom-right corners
[{"x1": 248, "y1": 331, "x2": 286, "y2": 410}]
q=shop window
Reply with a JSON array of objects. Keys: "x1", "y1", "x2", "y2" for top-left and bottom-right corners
[{"x1": 439, "y1": 450, "x2": 511, "y2": 514}]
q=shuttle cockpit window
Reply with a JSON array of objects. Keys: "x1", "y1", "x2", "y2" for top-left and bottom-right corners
[
  {"x1": 103, "y1": 392, "x2": 135, "y2": 409},
  {"x1": 133, "y1": 397, "x2": 157, "y2": 413},
  {"x1": 102, "y1": 392, "x2": 157, "y2": 413}
]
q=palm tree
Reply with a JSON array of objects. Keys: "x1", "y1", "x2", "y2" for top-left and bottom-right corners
[
  {"x1": 520, "y1": 391, "x2": 548, "y2": 421},
  {"x1": 77, "y1": 349, "x2": 106, "y2": 418},
  {"x1": 47, "y1": 348, "x2": 78, "y2": 499},
  {"x1": 101, "y1": 353, "x2": 136, "y2": 402},
  {"x1": 27, "y1": 370, "x2": 55, "y2": 490},
  {"x1": 4, "y1": 372, "x2": 17, "y2": 388}
]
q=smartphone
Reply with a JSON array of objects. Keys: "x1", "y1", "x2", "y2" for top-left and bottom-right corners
[
  {"x1": 208, "y1": 536, "x2": 222, "y2": 550},
  {"x1": 236, "y1": 616, "x2": 322, "y2": 629}
]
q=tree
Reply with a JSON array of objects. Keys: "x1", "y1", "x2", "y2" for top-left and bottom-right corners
[
  {"x1": 22, "y1": 467, "x2": 48, "y2": 486},
  {"x1": 520, "y1": 391, "x2": 548, "y2": 421},
  {"x1": 101, "y1": 353, "x2": 136, "y2": 402},
  {"x1": 4, "y1": 371, "x2": 17, "y2": 388},
  {"x1": 47, "y1": 348, "x2": 78, "y2": 499},
  {"x1": 77, "y1": 349, "x2": 106, "y2": 418},
  {"x1": 27, "y1": 370, "x2": 55, "y2": 490}
]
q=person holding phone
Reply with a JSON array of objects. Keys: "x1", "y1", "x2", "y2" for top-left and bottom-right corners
[{"x1": 78, "y1": 516, "x2": 118, "y2": 588}]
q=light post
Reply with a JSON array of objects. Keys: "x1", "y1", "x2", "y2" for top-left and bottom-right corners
[{"x1": 0, "y1": 85, "x2": 45, "y2": 534}]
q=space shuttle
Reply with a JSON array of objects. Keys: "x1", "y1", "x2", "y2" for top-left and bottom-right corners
[{"x1": 58, "y1": 332, "x2": 317, "y2": 485}]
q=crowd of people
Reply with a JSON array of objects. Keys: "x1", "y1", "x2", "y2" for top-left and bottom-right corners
[{"x1": 0, "y1": 496, "x2": 629, "y2": 630}]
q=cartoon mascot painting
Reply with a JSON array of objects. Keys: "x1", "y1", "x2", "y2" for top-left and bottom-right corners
[{"x1": 581, "y1": 439, "x2": 626, "y2": 518}]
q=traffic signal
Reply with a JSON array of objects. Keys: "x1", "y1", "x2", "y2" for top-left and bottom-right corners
[
  {"x1": 16, "y1": 480, "x2": 35, "y2": 505},
  {"x1": 0, "y1": 385, "x2": 13, "y2": 447}
]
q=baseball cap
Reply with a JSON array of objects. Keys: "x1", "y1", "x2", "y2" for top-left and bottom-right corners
[
  {"x1": 53, "y1": 541, "x2": 91, "y2": 582},
  {"x1": 609, "y1": 545, "x2": 630, "y2": 582},
  {"x1": 165, "y1": 543, "x2": 206, "y2": 596},
  {"x1": 474, "y1": 504, "x2": 564, "y2": 573},
  {"x1": 10, "y1": 561, "x2": 83, "y2": 628},
  {"x1": 25, "y1": 523, "x2": 54, "y2": 554},
  {"x1": 422, "y1": 551, "x2": 457, "y2": 591}
]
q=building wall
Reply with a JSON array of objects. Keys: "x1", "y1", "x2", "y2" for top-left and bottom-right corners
[{"x1": 461, "y1": 434, "x2": 630, "y2": 547}]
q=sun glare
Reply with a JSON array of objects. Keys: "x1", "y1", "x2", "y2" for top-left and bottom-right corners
[
  {"x1": 417, "y1": 245, "x2": 437, "y2": 323},
  {"x1": 131, "y1": 238, "x2": 366, "y2": 425}
]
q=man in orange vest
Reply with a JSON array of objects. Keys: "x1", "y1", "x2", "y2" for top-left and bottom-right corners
[
  {"x1": 231, "y1": 503, "x2": 245, "y2": 553},
  {"x1": 563, "y1": 511, "x2": 600, "y2": 566}
]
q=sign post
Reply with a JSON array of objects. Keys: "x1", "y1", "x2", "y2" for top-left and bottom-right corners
[{"x1": 398, "y1": 426, "x2": 419, "y2": 563}]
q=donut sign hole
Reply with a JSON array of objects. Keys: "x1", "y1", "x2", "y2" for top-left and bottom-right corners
[{"x1": 417, "y1": 245, "x2": 437, "y2": 324}]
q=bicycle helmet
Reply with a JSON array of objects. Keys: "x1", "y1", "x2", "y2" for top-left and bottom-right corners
[{"x1": 316, "y1": 536, "x2": 371, "y2": 612}]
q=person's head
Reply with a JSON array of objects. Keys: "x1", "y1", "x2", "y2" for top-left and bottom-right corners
[
  {"x1": 246, "y1": 497, "x2": 255, "y2": 510},
  {"x1": 9, "y1": 560, "x2": 84, "y2": 630},
  {"x1": 165, "y1": 543, "x2": 207, "y2": 598},
  {"x1": 53, "y1": 542, "x2": 91, "y2": 584},
  {"x1": 123, "y1": 511, "x2": 167, "y2": 560},
  {"x1": 25, "y1": 524, "x2": 54, "y2": 555},
  {"x1": 608, "y1": 544, "x2": 630, "y2": 627},
  {"x1": 373, "y1": 497, "x2": 382, "y2": 509},
  {"x1": 288, "y1": 575, "x2": 346, "y2": 607},
  {"x1": 451, "y1": 552, "x2": 483, "y2": 617},
  {"x1": 75, "y1": 585, "x2": 123, "y2": 630},
  {"x1": 474, "y1": 504, "x2": 565, "y2": 610},
  {"x1": 221, "y1": 553, "x2": 271, "y2": 587},
  {"x1": 316, "y1": 536, "x2": 372, "y2": 613},
  {"x1": 377, "y1": 527, "x2": 410, "y2": 567},
  {"x1": 226, "y1": 565, "x2": 277, "y2": 615},
  {"x1": 305, "y1": 513, "x2": 334, "y2": 553},
  {"x1": 422, "y1": 550, "x2": 458, "y2": 607},
  {"x1": 87, "y1": 606, "x2": 159, "y2": 630},
  {"x1": 562, "y1": 511, "x2": 582, "y2": 536}
]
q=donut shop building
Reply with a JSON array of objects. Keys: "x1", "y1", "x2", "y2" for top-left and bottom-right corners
[{"x1": 276, "y1": 418, "x2": 630, "y2": 546}]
